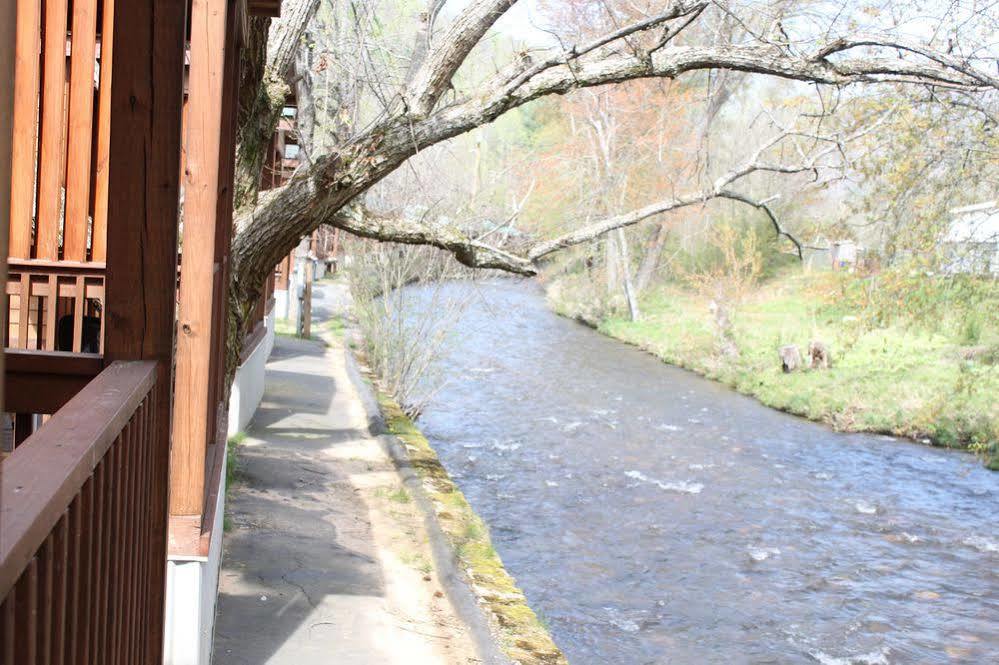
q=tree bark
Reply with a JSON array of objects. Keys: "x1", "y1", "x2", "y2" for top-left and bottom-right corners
[
  {"x1": 233, "y1": 0, "x2": 319, "y2": 212},
  {"x1": 635, "y1": 222, "x2": 669, "y2": 295},
  {"x1": 616, "y1": 228, "x2": 640, "y2": 321}
]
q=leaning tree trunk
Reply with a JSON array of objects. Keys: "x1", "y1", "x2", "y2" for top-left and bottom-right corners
[
  {"x1": 225, "y1": 0, "x2": 320, "y2": 387},
  {"x1": 219, "y1": 0, "x2": 997, "y2": 392},
  {"x1": 233, "y1": 0, "x2": 319, "y2": 213}
]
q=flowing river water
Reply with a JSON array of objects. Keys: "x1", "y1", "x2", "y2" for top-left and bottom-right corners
[{"x1": 405, "y1": 280, "x2": 997, "y2": 664}]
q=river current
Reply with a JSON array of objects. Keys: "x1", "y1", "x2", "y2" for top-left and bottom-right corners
[{"x1": 408, "y1": 280, "x2": 997, "y2": 664}]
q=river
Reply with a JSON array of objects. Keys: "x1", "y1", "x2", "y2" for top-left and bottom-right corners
[{"x1": 406, "y1": 280, "x2": 997, "y2": 664}]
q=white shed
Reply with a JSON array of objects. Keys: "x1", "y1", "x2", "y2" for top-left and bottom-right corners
[{"x1": 943, "y1": 201, "x2": 999, "y2": 275}]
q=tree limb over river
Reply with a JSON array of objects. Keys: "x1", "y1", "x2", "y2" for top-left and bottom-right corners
[{"x1": 227, "y1": 0, "x2": 999, "y2": 362}]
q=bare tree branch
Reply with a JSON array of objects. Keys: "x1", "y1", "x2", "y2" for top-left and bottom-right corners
[
  {"x1": 232, "y1": 10, "x2": 998, "y2": 302},
  {"x1": 404, "y1": 0, "x2": 518, "y2": 118}
]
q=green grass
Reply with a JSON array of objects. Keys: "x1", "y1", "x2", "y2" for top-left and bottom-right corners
[
  {"x1": 387, "y1": 486, "x2": 411, "y2": 504},
  {"x1": 223, "y1": 432, "x2": 247, "y2": 531},
  {"x1": 273, "y1": 315, "x2": 345, "y2": 342},
  {"x1": 555, "y1": 271, "x2": 998, "y2": 467}
]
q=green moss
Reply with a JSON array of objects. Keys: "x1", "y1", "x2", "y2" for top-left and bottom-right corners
[{"x1": 376, "y1": 392, "x2": 567, "y2": 665}]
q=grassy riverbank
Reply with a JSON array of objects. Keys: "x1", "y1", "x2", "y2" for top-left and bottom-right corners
[
  {"x1": 375, "y1": 393, "x2": 567, "y2": 664},
  {"x1": 549, "y1": 271, "x2": 999, "y2": 468}
]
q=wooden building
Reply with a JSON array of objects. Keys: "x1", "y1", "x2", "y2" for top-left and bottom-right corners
[{"x1": 1, "y1": 1, "x2": 287, "y2": 662}]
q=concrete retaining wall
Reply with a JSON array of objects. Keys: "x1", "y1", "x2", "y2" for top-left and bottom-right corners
[{"x1": 227, "y1": 308, "x2": 276, "y2": 437}]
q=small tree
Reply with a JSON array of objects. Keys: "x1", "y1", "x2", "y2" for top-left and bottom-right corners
[
  {"x1": 677, "y1": 225, "x2": 763, "y2": 356},
  {"x1": 344, "y1": 240, "x2": 472, "y2": 417}
]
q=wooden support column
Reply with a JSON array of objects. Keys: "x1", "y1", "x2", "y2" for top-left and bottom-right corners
[
  {"x1": 171, "y1": 0, "x2": 235, "y2": 517},
  {"x1": 102, "y1": 0, "x2": 188, "y2": 662},
  {"x1": 2, "y1": 0, "x2": 16, "y2": 416},
  {"x1": 8, "y1": 0, "x2": 40, "y2": 259}
]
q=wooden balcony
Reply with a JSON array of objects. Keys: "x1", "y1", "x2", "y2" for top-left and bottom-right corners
[
  {"x1": 2, "y1": 0, "x2": 288, "y2": 660},
  {"x1": 0, "y1": 361, "x2": 163, "y2": 662}
]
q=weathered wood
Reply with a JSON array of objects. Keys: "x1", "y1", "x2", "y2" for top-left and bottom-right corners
[
  {"x1": 36, "y1": 0, "x2": 69, "y2": 260},
  {"x1": 9, "y1": 0, "x2": 40, "y2": 259},
  {"x1": 44, "y1": 274, "x2": 57, "y2": 349},
  {"x1": 102, "y1": 0, "x2": 188, "y2": 660},
  {"x1": 1, "y1": 0, "x2": 16, "y2": 417},
  {"x1": 63, "y1": 0, "x2": 100, "y2": 261},
  {"x1": 171, "y1": 0, "x2": 233, "y2": 516},
  {"x1": 17, "y1": 272, "x2": 30, "y2": 348}
]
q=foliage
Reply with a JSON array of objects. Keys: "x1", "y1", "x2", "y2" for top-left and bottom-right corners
[
  {"x1": 344, "y1": 239, "x2": 471, "y2": 417},
  {"x1": 552, "y1": 269, "x2": 999, "y2": 467},
  {"x1": 832, "y1": 264, "x2": 999, "y2": 334},
  {"x1": 849, "y1": 91, "x2": 998, "y2": 263},
  {"x1": 671, "y1": 224, "x2": 764, "y2": 353}
]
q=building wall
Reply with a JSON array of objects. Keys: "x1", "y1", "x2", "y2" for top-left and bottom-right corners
[{"x1": 227, "y1": 307, "x2": 276, "y2": 437}]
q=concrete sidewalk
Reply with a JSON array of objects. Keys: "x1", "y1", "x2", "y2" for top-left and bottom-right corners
[{"x1": 212, "y1": 332, "x2": 484, "y2": 664}]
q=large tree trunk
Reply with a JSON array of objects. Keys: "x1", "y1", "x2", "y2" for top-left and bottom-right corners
[{"x1": 233, "y1": 0, "x2": 319, "y2": 212}]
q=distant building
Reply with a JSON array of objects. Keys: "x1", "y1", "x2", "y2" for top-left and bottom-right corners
[
  {"x1": 803, "y1": 237, "x2": 861, "y2": 272},
  {"x1": 943, "y1": 201, "x2": 999, "y2": 275},
  {"x1": 830, "y1": 239, "x2": 859, "y2": 270}
]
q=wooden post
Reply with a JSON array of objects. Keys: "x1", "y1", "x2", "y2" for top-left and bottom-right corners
[
  {"x1": 102, "y1": 1, "x2": 188, "y2": 662},
  {"x1": 8, "y1": 0, "x2": 40, "y2": 259},
  {"x1": 302, "y1": 259, "x2": 313, "y2": 339},
  {"x1": 2, "y1": 0, "x2": 16, "y2": 431},
  {"x1": 171, "y1": 0, "x2": 236, "y2": 517}
]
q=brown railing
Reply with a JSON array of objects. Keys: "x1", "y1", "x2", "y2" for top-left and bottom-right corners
[
  {"x1": 0, "y1": 360, "x2": 160, "y2": 663},
  {"x1": 6, "y1": 260, "x2": 106, "y2": 354}
]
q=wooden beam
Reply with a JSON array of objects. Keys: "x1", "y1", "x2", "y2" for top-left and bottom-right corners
[
  {"x1": 8, "y1": 0, "x2": 40, "y2": 259},
  {"x1": 4, "y1": 350, "x2": 103, "y2": 414},
  {"x1": 2, "y1": 0, "x2": 16, "y2": 414},
  {"x1": 36, "y1": 0, "x2": 68, "y2": 260},
  {"x1": 171, "y1": 0, "x2": 233, "y2": 517},
  {"x1": 102, "y1": 0, "x2": 188, "y2": 661},
  {"x1": 63, "y1": 0, "x2": 99, "y2": 261},
  {"x1": 90, "y1": 0, "x2": 115, "y2": 263},
  {"x1": 248, "y1": 0, "x2": 282, "y2": 17}
]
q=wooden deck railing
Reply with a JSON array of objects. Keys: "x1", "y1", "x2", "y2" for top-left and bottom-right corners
[
  {"x1": 6, "y1": 260, "x2": 106, "y2": 354},
  {"x1": 0, "y1": 360, "x2": 161, "y2": 664}
]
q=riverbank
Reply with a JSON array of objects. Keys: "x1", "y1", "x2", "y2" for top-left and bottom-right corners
[
  {"x1": 334, "y1": 278, "x2": 567, "y2": 665},
  {"x1": 548, "y1": 272, "x2": 999, "y2": 468}
]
